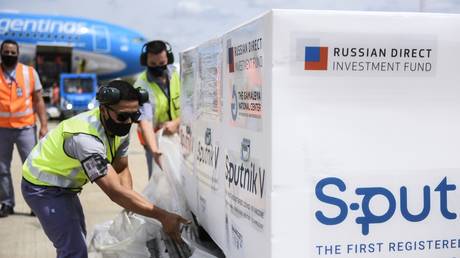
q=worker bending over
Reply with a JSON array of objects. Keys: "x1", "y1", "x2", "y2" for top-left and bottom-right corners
[{"x1": 21, "y1": 80, "x2": 189, "y2": 258}]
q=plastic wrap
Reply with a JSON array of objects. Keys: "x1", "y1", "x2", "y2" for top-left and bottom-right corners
[{"x1": 88, "y1": 132, "x2": 218, "y2": 258}]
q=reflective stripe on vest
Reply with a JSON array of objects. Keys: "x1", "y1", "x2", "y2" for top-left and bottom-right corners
[
  {"x1": 25, "y1": 135, "x2": 83, "y2": 188},
  {"x1": 0, "y1": 109, "x2": 33, "y2": 117},
  {"x1": 22, "y1": 109, "x2": 123, "y2": 189},
  {"x1": 0, "y1": 63, "x2": 35, "y2": 127}
]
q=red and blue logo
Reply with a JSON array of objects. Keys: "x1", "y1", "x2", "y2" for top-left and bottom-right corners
[{"x1": 304, "y1": 46, "x2": 328, "y2": 70}]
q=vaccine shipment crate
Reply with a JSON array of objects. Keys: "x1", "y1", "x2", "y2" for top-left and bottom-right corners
[{"x1": 178, "y1": 10, "x2": 460, "y2": 258}]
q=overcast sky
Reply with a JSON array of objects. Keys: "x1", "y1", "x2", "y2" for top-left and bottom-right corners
[{"x1": 1, "y1": 0, "x2": 459, "y2": 53}]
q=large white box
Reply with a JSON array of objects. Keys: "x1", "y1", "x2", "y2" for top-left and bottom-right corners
[{"x1": 179, "y1": 10, "x2": 460, "y2": 258}]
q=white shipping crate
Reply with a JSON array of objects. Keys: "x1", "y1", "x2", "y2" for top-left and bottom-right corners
[{"x1": 179, "y1": 10, "x2": 460, "y2": 258}]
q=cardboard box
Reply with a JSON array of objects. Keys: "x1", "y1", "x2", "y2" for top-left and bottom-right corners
[{"x1": 179, "y1": 10, "x2": 460, "y2": 258}]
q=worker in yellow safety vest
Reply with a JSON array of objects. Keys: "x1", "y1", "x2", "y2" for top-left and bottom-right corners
[
  {"x1": 21, "y1": 80, "x2": 189, "y2": 258},
  {"x1": 0, "y1": 39, "x2": 48, "y2": 218},
  {"x1": 134, "y1": 40, "x2": 180, "y2": 178}
]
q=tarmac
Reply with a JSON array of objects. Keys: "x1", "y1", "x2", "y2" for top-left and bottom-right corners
[{"x1": 0, "y1": 120, "x2": 151, "y2": 258}]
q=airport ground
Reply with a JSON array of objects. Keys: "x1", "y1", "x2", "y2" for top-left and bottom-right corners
[{"x1": 0, "y1": 120, "x2": 151, "y2": 258}]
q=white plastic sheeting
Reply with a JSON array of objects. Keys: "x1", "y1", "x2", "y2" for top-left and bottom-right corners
[
  {"x1": 88, "y1": 211, "x2": 156, "y2": 258},
  {"x1": 88, "y1": 132, "x2": 218, "y2": 258},
  {"x1": 143, "y1": 131, "x2": 188, "y2": 218}
]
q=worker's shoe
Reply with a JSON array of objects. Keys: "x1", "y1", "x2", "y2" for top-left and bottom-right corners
[{"x1": 0, "y1": 204, "x2": 14, "y2": 218}]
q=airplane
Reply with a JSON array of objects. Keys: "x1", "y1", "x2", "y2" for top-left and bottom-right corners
[{"x1": 0, "y1": 11, "x2": 147, "y2": 80}]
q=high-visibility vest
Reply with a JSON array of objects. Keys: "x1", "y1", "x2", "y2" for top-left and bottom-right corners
[
  {"x1": 135, "y1": 69, "x2": 180, "y2": 145},
  {"x1": 0, "y1": 63, "x2": 36, "y2": 128},
  {"x1": 22, "y1": 108, "x2": 124, "y2": 190},
  {"x1": 138, "y1": 70, "x2": 180, "y2": 123}
]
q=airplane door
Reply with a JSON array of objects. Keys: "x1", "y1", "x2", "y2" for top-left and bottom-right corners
[{"x1": 92, "y1": 25, "x2": 110, "y2": 52}]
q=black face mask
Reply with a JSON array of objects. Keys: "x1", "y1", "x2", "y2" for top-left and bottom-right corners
[
  {"x1": 104, "y1": 114, "x2": 132, "y2": 136},
  {"x1": 148, "y1": 65, "x2": 167, "y2": 77},
  {"x1": 1, "y1": 55, "x2": 18, "y2": 68}
]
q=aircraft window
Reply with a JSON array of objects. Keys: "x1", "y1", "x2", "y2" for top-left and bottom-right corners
[
  {"x1": 26, "y1": 33, "x2": 30, "y2": 37},
  {"x1": 132, "y1": 37, "x2": 147, "y2": 44},
  {"x1": 33, "y1": 33, "x2": 37, "y2": 38},
  {"x1": 48, "y1": 34, "x2": 51, "y2": 38},
  {"x1": 18, "y1": 33, "x2": 22, "y2": 37},
  {"x1": 11, "y1": 32, "x2": 15, "y2": 36},
  {"x1": 60, "y1": 35, "x2": 65, "y2": 39}
]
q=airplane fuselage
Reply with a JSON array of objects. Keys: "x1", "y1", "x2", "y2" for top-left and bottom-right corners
[{"x1": 0, "y1": 12, "x2": 146, "y2": 79}]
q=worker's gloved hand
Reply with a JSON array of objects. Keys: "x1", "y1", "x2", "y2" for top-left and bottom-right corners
[{"x1": 160, "y1": 210, "x2": 191, "y2": 244}]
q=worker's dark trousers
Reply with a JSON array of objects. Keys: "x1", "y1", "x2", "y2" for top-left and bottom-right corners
[{"x1": 21, "y1": 179, "x2": 87, "y2": 258}]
